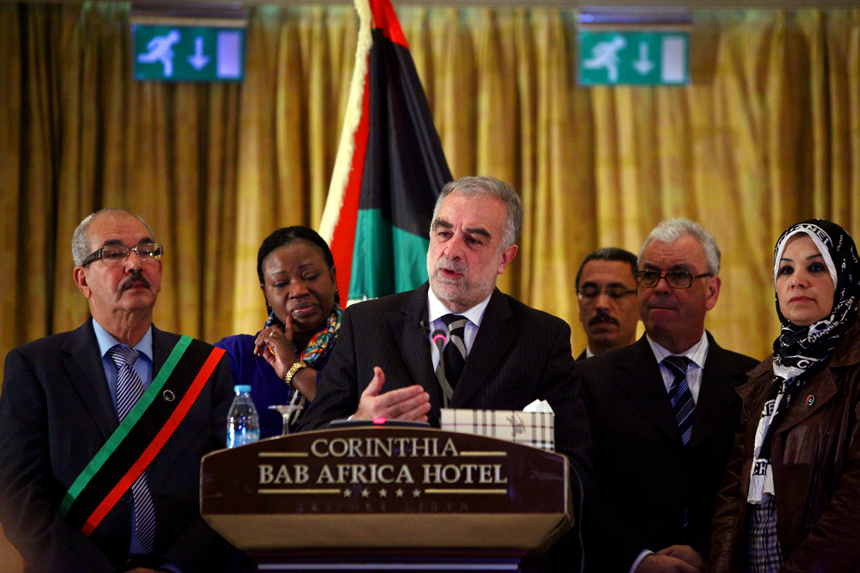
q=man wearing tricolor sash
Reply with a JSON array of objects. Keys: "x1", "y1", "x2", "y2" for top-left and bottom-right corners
[{"x1": 0, "y1": 209, "x2": 240, "y2": 572}]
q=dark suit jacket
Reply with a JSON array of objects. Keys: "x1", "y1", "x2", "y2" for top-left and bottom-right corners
[
  {"x1": 0, "y1": 320, "x2": 236, "y2": 573},
  {"x1": 575, "y1": 333, "x2": 758, "y2": 573},
  {"x1": 298, "y1": 283, "x2": 593, "y2": 491}
]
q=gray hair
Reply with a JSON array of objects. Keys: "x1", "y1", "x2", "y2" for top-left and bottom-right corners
[
  {"x1": 431, "y1": 176, "x2": 523, "y2": 250},
  {"x1": 72, "y1": 208, "x2": 156, "y2": 266},
  {"x1": 639, "y1": 218, "x2": 721, "y2": 275}
]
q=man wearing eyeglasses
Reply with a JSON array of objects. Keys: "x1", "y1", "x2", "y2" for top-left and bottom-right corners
[
  {"x1": 0, "y1": 209, "x2": 242, "y2": 573},
  {"x1": 576, "y1": 219, "x2": 758, "y2": 573},
  {"x1": 575, "y1": 248, "x2": 640, "y2": 359}
]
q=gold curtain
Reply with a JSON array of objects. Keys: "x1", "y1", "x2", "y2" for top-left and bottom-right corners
[
  {"x1": 398, "y1": 7, "x2": 860, "y2": 358},
  {"x1": 1, "y1": 4, "x2": 859, "y2": 380}
]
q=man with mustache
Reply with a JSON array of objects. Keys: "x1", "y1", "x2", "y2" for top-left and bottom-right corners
[
  {"x1": 0, "y1": 209, "x2": 241, "y2": 572},
  {"x1": 299, "y1": 176, "x2": 592, "y2": 569},
  {"x1": 575, "y1": 219, "x2": 758, "y2": 573},
  {"x1": 575, "y1": 248, "x2": 640, "y2": 359}
]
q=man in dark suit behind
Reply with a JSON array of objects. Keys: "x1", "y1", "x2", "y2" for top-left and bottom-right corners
[
  {"x1": 576, "y1": 219, "x2": 758, "y2": 573},
  {"x1": 575, "y1": 247, "x2": 640, "y2": 360},
  {"x1": 0, "y1": 209, "x2": 238, "y2": 572},
  {"x1": 298, "y1": 176, "x2": 592, "y2": 567}
]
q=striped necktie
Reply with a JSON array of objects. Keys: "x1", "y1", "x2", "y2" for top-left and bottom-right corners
[
  {"x1": 664, "y1": 355, "x2": 695, "y2": 446},
  {"x1": 440, "y1": 314, "x2": 468, "y2": 387},
  {"x1": 107, "y1": 345, "x2": 157, "y2": 554},
  {"x1": 664, "y1": 354, "x2": 695, "y2": 538}
]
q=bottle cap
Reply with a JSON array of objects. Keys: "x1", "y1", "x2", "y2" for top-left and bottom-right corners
[{"x1": 234, "y1": 384, "x2": 252, "y2": 393}]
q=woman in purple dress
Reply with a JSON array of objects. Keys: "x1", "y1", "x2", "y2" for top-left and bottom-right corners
[{"x1": 216, "y1": 227, "x2": 341, "y2": 438}]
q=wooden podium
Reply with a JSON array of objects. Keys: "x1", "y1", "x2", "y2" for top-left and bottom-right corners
[{"x1": 201, "y1": 425, "x2": 572, "y2": 571}]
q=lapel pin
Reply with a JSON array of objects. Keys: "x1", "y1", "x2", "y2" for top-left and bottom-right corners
[
  {"x1": 806, "y1": 395, "x2": 814, "y2": 406},
  {"x1": 163, "y1": 389, "x2": 176, "y2": 402}
]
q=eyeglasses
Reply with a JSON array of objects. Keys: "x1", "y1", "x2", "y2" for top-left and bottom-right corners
[
  {"x1": 635, "y1": 270, "x2": 711, "y2": 289},
  {"x1": 577, "y1": 285, "x2": 637, "y2": 301},
  {"x1": 81, "y1": 243, "x2": 163, "y2": 267}
]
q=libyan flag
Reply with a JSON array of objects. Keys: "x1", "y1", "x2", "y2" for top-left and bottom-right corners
[{"x1": 319, "y1": 0, "x2": 452, "y2": 304}]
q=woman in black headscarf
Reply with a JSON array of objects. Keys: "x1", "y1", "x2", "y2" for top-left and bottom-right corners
[{"x1": 709, "y1": 219, "x2": 860, "y2": 573}]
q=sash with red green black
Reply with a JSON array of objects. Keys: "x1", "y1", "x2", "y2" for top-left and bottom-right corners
[{"x1": 58, "y1": 335, "x2": 225, "y2": 536}]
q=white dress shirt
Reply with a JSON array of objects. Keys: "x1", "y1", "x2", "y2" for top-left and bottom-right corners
[
  {"x1": 629, "y1": 330, "x2": 710, "y2": 573},
  {"x1": 426, "y1": 288, "x2": 492, "y2": 371},
  {"x1": 646, "y1": 330, "x2": 710, "y2": 404}
]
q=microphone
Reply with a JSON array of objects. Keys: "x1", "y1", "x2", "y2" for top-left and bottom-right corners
[
  {"x1": 432, "y1": 329, "x2": 452, "y2": 407},
  {"x1": 431, "y1": 329, "x2": 447, "y2": 351}
]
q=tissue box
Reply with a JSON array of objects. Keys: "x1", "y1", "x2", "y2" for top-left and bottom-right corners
[{"x1": 441, "y1": 408, "x2": 555, "y2": 452}]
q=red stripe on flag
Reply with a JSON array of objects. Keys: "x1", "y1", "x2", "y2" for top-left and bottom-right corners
[
  {"x1": 369, "y1": 0, "x2": 409, "y2": 49},
  {"x1": 81, "y1": 348, "x2": 226, "y2": 537},
  {"x1": 330, "y1": 56, "x2": 371, "y2": 300}
]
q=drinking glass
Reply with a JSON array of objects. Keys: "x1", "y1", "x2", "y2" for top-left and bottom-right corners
[{"x1": 268, "y1": 404, "x2": 303, "y2": 436}]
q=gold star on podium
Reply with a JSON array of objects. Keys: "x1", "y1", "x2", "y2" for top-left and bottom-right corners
[
  {"x1": 361, "y1": 488, "x2": 370, "y2": 498},
  {"x1": 343, "y1": 489, "x2": 351, "y2": 498},
  {"x1": 412, "y1": 489, "x2": 421, "y2": 497},
  {"x1": 395, "y1": 488, "x2": 404, "y2": 498},
  {"x1": 379, "y1": 488, "x2": 388, "y2": 498}
]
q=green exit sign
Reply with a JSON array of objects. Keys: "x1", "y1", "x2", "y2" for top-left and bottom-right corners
[
  {"x1": 578, "y1": 31, "x2": 689, "y2": 86},
  {"x1": 133, "y1": 25, "x2": 245, "y2": 82}
]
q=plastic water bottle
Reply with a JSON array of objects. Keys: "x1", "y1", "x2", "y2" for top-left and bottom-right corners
[{"x1": 227, "y1": 385, "x2": 260, "y2": 448}]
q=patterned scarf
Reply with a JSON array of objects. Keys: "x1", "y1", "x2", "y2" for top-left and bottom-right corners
[
  {"x1": 265, "y1": 304, "x2": 343, "y2": 367},
  {"x1": 298, "y1": 304, "x2": 343, "y2": 366},
  {"x1": 748, "y1": 220, "x2": 860, "y2": 503}
]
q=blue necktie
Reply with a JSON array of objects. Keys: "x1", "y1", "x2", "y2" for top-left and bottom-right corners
[
  {"x1": 108, "y1": 345, "x2": 157, "y2": 554},
  {"x1": 664, "y1": 355, "x2": 695, "y2": 447},
  {"x1": 664, "y1": 354, "x2": 695, "y2": 537}
]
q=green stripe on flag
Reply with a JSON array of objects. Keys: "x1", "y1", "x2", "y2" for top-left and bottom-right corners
[
  {"x1": 350, "y1": 209, "x2": 429, "y2": 300},
  {"x1": 393, "y1": 225, "x2": 429, "y2": 291},
  {"x1": 59, "y1": 336, "x2": 193, "y2": 517}
]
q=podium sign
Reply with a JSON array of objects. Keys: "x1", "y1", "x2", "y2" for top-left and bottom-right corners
[{"x1": 201, "y1": 426, "x2": 571, "y2": 552}]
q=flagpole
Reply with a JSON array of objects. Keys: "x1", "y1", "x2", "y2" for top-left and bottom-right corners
[{"x1": 318, "y1": 0, "x2": 373, "y2": 301}]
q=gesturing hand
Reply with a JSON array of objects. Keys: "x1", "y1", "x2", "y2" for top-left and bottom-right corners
[
  {"x1": 354, "y1": 367, "x2": 431, "y2": 422},
  {"x1": 253, "y1": 318, "x2": 298, "y2": 379}
]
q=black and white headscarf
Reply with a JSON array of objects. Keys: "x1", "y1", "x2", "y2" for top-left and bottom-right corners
[{"x1": 748, "y1": 219, "x2": 860, "y2": 503}]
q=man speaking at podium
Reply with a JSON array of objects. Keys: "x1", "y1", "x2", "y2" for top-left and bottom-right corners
[{"x1": 298, "y1": 175, "x2": 591, "y2": 494}]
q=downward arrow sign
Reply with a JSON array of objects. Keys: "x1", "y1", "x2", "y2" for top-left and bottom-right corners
[
  {"x1": 187, "y1": 37, "x2": 210, "y2": 70},
  {"x1": 633, "y1": 42, "x2": 655, "y2": 75}
]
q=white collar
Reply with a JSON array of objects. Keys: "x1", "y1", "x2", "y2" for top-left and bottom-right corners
[
  {"x1": 646, "y1": 330, "x2": 709, "y2": 368},
  {"x1": 92, "y1": 319, "x2": 154, "y2": 362},
  {"x1": 427, "y1": 287, "x2": 492, "y2": 328}
]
